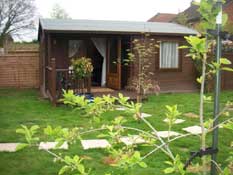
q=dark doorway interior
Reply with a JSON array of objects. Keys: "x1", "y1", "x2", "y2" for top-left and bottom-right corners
[
  {"x1": 121, "y1": 37, "x2": 131, "y2": 89},
  {"x1": 86, "y1": 40, "x2": 103, "y2": 86},
  {"x1": 68, "y1": 39, "x2": 103, "y2": 87}
]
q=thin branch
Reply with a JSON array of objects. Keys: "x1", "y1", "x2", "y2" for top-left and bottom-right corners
[
  {"x1": 141, "y1": 116, "x2": 175, "y2": 160},
  {"x1": 210, "y1": 159, "x2": 223, "y2": 174},
  {"x1": 141, "y1": 133, "x2": 193, "y2": 160}
]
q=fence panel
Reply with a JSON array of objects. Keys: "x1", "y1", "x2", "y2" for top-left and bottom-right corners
[{"x1": 0, "y1": 50, "x2": 39, "y2": 88}]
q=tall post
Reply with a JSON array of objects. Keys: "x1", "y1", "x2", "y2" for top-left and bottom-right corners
[
  {"x1": 51, "y1": 58, "x2": 57, "y2": 106},
  {"x1": 211, "y1": 0, "x2": 222, "y2": 174}
]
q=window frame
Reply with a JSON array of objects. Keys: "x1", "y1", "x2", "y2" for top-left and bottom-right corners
[{"x1": 158, "y1": 40, "x2": 182, "y2": 72}]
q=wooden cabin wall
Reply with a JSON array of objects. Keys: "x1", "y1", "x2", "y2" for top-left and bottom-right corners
[
  {"x1": 128, "y1": 35, "x2": 198, "y2": 92},
  {"x1": 39, "y1": 30, "x2": 49, "y2": 96},
  {"x1": 39, "y1": 31, "x2": 233, "y2": 94},
  {"x1": 154, "y1": 36, "x2": 198, "y2": 92},
  {"x1": 50, "y1": 35, "x2": 68, "y2": 69},
  {"x1": 39, "y1": 31, "x2": 44, "y2": 89},
  {"x1": 44, "y1": 33, "x2": 49, "y2": 92},
  {"x1": 222, "y1": 52, "x2": 233, "y2": 90}
]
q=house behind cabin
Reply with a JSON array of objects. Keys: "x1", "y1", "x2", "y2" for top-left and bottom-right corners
[{"x1": 147, "y1": 13, "x2": 177, "y2": 22}]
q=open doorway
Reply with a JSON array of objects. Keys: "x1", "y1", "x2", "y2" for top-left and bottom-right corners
[
  {"x1": 121, "y1": 37, "x2": 131, "y2": 89},
  {"x1": 87, "y1": 41, "x2": 103, "y2": 86},
  {"x1": 68, "y1": 39, "x2": 106, "y2": 87}
]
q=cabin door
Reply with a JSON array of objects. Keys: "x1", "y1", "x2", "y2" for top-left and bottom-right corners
[{"x1": 107, "y1": 38, "x2": 121, "y2": 90}]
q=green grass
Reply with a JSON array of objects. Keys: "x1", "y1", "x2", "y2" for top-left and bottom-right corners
[{"x1": 0, "y1": 89, "x2": 232, "y2": 175}]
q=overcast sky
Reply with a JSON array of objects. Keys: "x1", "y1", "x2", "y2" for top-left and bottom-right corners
[
  {"x1": 35, "y1": 0, "x2": 193, "y2": 21},
  {"x1": 24, "y1": 0, "x2": 194, "y2": 41}
]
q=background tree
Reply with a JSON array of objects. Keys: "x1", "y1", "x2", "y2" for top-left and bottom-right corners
[
  {"x1": 0, "y1": 0, "x2": 36, "y2": 47},
  {"x1": 50, "y1": 4, "x2": 71, "y2": 19},
  {"x1": 173, "y1": 13, "x2": 190, "y2": 27}
]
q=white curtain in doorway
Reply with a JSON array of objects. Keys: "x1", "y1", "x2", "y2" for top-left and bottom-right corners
[{"x1": 91, "y1": 38, "x2": 107, "y2": 87}]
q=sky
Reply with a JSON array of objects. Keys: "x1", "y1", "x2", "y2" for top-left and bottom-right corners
[
  {"x1": 35, "y1": 0, "x2": 193, "y2": 21},
  {"x1": 25, "y1": 0, "x2": 194, "y2": 41}
]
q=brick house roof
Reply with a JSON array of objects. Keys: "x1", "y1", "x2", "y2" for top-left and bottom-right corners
[{"x1": 147, "y1": 13, "x2": 177, "y2": 22}]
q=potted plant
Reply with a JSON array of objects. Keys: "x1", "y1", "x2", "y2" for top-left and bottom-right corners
[{"x1": 71, "y1": 57, "x2": 93, "y2": 96}]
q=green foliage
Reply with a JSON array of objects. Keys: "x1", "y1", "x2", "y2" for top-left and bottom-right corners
[
  {"x1": 16, "y1": 125, "x2": 40, "y2": 150},
  {"x1": 180, "y1": 1, "x2": 233, "y2": 174},
  {"x1": 71, "y1": 57, "x2": 93, "y2": 79},
  {"x1": 209, "y1": 58, "x2": 233, "y2": 73},
  {"x1": 60, "y1": 90, "x2": 142, "y2": 122},
  {"x1": 174, "y1": 13, "x2": 189, "y2": 26},
  {"x1": 182, "y1": 36, "x2": 233, "y2": 86},
  {"x1": 60, "y1": 90, "x2": 89, "y2": 108},
  {"x1": 58, "y1": 155, "x2": 90, "y2": 175},
  {"x1": 110, "y1": 150, "x2": 147, "y2": 170},
  {"x1": 118, "y1": 93, "x2": 130, "y2": 106},
  {"x1": 194, "y1": 0, "x2": 228, "y2": 33},
  {"x1": 98, "y1": 116, "x2": 126, "y2": 144},
  {"x1": 14, "y1": 2, "x2": 233, "y2": 173},
  {"x1": 44, "y1": 125, "x2": 80, "y2": 145},
  {"x1": 203, "y1": 95, "x2": 212, "y2": 103},
  {"x1": 224, "y1": 21, "x2": 233, "y2": 34},
  {"x1": 181, "y1": 36, "x2": 208, "y2": 60},
  {"x1": 165, "y1": 105, "x2": 181, "y2": 127},
  {"x1": 220, "y1": 167, "x2": 232, "y2": 175},
  {"x1": 8, "y1": 89, "x2": 233, "y2": 175},
  {"x1": 126, "y1": 102, "x2": 142, "y2": 121},
  {"x1": 164, "y1": 155, "x2": 185, "y2": 175},
  {"x1": 223, "y1": 121, "x2": 233, "y2": 131},
  {"x1": 102, "y1": 95, "x2": 117, "y2": 111},
  {"x1": 181, "y1": 0, "x2": 233, "y2": 92}
]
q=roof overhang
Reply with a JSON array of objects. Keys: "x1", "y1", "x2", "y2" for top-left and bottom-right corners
[{"x1": 38, "y1": 18, "x2": 198, "y2": 39}]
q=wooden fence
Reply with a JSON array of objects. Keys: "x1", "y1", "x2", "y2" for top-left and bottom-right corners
[
  {"x1": 0, "y1": 50, "x2": 39, "y2": 88},
  {"x1": 46, "y1": 57, "x2": 92, "y2": 106}
]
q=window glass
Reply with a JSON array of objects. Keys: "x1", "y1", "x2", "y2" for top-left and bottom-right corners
[
  {"x1": 68, "y1": 40, "x2": 85, "y2": 58},
  {"x1": 160, "y1": 41, "x2": 179, "y2": 69}
]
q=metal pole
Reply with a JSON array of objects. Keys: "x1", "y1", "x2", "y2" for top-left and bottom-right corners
[{"x1": 211, "y1": 0, "x2": 222, "y2": 174}]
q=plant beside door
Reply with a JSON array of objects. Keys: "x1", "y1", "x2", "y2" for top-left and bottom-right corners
[{"x1": 71, "y1": 57, "x2": 94, "y2": 95}]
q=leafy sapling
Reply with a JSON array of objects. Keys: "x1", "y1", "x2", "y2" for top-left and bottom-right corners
[{"x1": 16, "y1": 125, "x2": 40, "y2": 151}]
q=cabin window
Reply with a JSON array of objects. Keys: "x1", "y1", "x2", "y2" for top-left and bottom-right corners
[
  {"x1": 68, "y1": 40, "x2": 85, "y2": 58},
  {"x1": 159, "y1": 41, "x2": 179, "y2": 69}
]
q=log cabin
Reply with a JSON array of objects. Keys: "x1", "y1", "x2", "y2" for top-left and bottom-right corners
[{"x1": 38, "y1": 18, "x2": 203, "y2": 104}]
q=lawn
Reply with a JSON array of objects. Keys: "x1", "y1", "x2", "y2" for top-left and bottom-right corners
[{"x1": 0, "y1": 89, "x2": 232, "y2": 175}]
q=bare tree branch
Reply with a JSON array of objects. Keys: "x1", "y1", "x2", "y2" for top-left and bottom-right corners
[{"x1": 0, "y1": 0, "x2": 36, "y2": 45}]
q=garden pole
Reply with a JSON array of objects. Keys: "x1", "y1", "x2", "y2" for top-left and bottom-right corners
[{"x1": 211, "y1": 0, "x2": 222, "y2": 174}]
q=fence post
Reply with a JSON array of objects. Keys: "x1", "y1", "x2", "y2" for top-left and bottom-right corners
[{"x1": 51, "y1": 58, "x2": 56, "y2": 106}]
